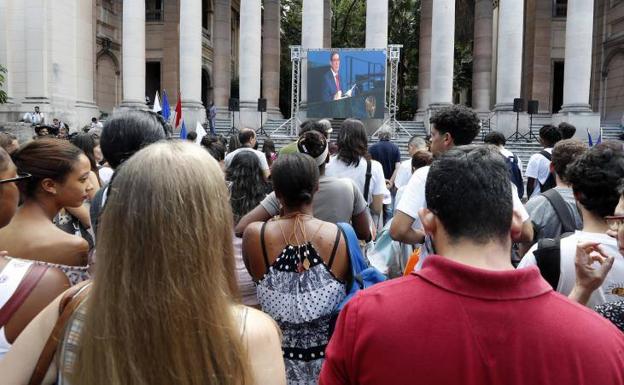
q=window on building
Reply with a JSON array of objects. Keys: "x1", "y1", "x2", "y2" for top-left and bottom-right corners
[
  {"x1": 552, "y1": 61, "x2": 565, "y2": 113},
  {"x1": 146, "y1": 61, "x2": 161, "y2": 107},
  {"x1": 553, "y1": 0, "x2": 567, "y2": 17},
  {"x1": 146, "y1": 0, "x2": 163, "y2": 21},
  {"x1": 203, "y1": 0, "x2": 213, "y2": 40}
]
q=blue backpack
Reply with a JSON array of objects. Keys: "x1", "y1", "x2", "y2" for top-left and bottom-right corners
[
  {"x1": 335, "y1": 222, "x2": 386, "y2": 311},
  {"x1": 505, "y1": 154, "x2": 524, "y2": 198}
]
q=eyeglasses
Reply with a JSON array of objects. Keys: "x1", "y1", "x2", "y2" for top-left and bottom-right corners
[
  {"x1": 605, "y1": 215, "x2": 624, "y2": 231},
  {"x1": 0, "y1": 173, "x2": 32, "y2": 184}
]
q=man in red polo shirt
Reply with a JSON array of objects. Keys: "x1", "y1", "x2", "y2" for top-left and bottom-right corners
[{"x1": 320, "y1": 145, "x2": 624, "y2": 385}]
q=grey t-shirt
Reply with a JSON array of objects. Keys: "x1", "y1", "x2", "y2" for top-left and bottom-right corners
[
  {"x1": 260, "y1": 175, "x2": 368, "y2": 223},
  {"x1": 525, "y1": 186, "x2": 583, "y2": 240}
]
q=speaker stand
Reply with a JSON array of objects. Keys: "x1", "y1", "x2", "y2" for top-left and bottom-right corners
[
  {"x1": 227, "y1": 110, "x2": 238, "y2": 136},
  {"x1": 256, "y1": 110, "x2": 268, "y2": 137}
]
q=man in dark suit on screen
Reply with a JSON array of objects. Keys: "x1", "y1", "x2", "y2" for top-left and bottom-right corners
[{"x1": 322, "y1": 51, "x2": 349, "y2": 102}]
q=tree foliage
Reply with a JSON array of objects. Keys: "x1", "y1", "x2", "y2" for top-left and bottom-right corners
[{"x1": 278, "y1": 0, "x2": 475, "y2": 118}]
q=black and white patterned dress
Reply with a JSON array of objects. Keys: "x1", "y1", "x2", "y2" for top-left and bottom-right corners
[{"x1": 257, "y1": 223, "x2": 345, "y2": 385}]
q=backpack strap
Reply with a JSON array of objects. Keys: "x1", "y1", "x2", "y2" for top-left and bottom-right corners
[
  {"x1": 539, "y1": 150, "x2": 552, "y2": 161},
  {"x1": 363, "y1": 158, "x2": 372, "y2": 203},
  {"x1": 260, "y1": 222, "x2": 270, "y2": 269},
  {"x1": 0, "y1": 264, "x2": 48, "y2": 329},
  {"x1": 327, "y1": 228, "x2": 342, "y2": 269},
  {"x1": 28, "y1": 282, "x2": 92, "y2": 385},
  {"x1": 542, "y1": 189, "x2": 576, "y2": 234}
]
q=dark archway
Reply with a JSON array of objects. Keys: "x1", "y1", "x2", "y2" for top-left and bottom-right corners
[{"x1": 202, "y1": 68, "x2": 212, "y2": 108}]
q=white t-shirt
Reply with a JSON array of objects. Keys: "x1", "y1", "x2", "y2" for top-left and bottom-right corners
[
  {"x1": 500, "y1": 147, "x2": 523, "y2": 178},
  {"x1": 394, "y1": 159, "x2": 413, "y2": 190},
  {"x1": 525, "y1": 148, "x2": 552, "y2": 198},
  {"x1": 224, "y1": 147, "x2": 269, "y2": 171},
  {"x1": 519, "y1": 231, "x2": 624, "y2": 309},
  {"x1": 325, "y1": 156, "x2": 388, "y2": 205},
  {"x1": 98, "y1": 166, "x2": 114, "y2": 186},
  {"x1": 396, "y1": 165, "x2": 530, "y2": 266}
]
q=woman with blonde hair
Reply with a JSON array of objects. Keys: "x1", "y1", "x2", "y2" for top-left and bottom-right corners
[{"x1": 0, "y1": 141, "x2": 286, "y2": 385}]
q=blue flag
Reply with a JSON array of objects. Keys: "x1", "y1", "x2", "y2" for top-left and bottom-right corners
[
  {"x1": 179, "y1": 120, "x2": 187, "y2": 139},
  {"x1": 161, "y1": 90, "x2": 171, "y2": 121},
  {"x1": 587, "y1": 129, "x2": 593, "y2": 147}
]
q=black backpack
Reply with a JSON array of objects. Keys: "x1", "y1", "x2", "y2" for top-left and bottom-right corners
[
  {"x1": 505, "y1": 154, "x2": 524, "y2": 199},
  {"x1": 533, "y1": 189, "x2": 579, "y2": 289},
  {"x1": 538, "y1": 150, "x2": 556, "y2": 192}
]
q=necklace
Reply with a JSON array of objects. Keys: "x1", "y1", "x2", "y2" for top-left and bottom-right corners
[{"x1": 276, "y1": 212, "x2": 313, "y2": 220}]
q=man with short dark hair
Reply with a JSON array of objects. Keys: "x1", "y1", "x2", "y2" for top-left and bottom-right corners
[
  {"x1": 320, "y1": 145, "x2": 624, "y2": 385},
  {"x1": 519, "y1": 139, "x2": 587, "y2": 256},
  {"x1": 526, "y1": 124, "x2": 562, "y2": 198},
  {"x1": 520, "y1": 142, "x2": 624, "y2": 308},
  {"x1": 223, "y1": 128, "x2": 269, "y2": 176},
  {"x1": 390, "y1": 105, "x2": 533, "y2": 264},
  {"x1": 558, "y1": 122, "x2": 576, "y2": 139},
  {"x1": 369, "y1": 129, "x2": 401, "y2": 224},
  {"x1": 484, "y1": 131, "x2": 524, "y2": 198},
  {"x1": 23, "y1": 106, "x2": 44, "y2": 125}
]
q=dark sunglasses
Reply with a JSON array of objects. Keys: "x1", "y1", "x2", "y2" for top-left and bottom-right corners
[{"x1": 0, "y1": 172, "x2": 32, "y2": 184}]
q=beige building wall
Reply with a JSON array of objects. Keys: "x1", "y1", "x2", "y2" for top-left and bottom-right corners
[{"x1": 94, "y1": 0, "x2": 239, "y2": 115}]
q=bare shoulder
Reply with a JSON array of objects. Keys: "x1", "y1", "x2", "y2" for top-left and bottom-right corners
[{"x1": 241, "y1": 306, "x2": 281, "y2": 346}]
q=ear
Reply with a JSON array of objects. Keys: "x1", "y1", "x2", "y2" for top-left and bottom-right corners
[
  {"x1": 40, "y1": 178, "x2": 57, "y2": 195},
  {"x1": 418, "y1": 207, "x2": 437, "y2": 237},
  {"x1": 549, "y1": 163, "x2": 555, "y2": 173},
  {"x1": 510, "y1": 209, "x2": 524, "y2": 241},
  {"x1": 443, "y1": 132, "x2": 453, "y2": 147}
]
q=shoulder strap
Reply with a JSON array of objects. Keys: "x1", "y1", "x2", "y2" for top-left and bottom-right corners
[
  {"x1": 363, "y1": 158, "x2": 372, "y2": 201},
  {"x1": 327, "y1": 228, "x2": 342, "y2": 269},
  {"x1": 260, "y1": 222, "x2": 270, "y2": 269},
  {"x1": 542, "y1": 189, "x2": 576, "y2": 233},
  {"x1": 28, "y1": 282, "x2": 92, "y2": 385},
  {"x1": 0, "y1": 264, "x2": 49, "y2": 328},
  {"x1": 534, "y1": 237, "x2": 563, "y2": 290},
  {"x1": 539, "y1": 150, "x2": 552, "y2": 161}
]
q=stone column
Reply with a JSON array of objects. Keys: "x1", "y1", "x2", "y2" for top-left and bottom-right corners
[
  {"x1": 428, "y1": 0, "x2": 455, "y2": 108},
  {"x1": 75, "y1": 0, "x2": 98, "y2": 122},
  {"x1": 554, "y1": 0, "x2": 600, "y2": 136},
  {"x1": 417, "y1": 0, "x2": 432, "y2": 115},
  {"x1": 262, "y1": 0, "x2": 282, "y2": 119},
  {"x1": 561, "y1": 0, "x2": 594, "y2": 112},
  {"x1": 365, "y1": 0, "x2": 388, "y2": 49},
  {"x1": 24, "y1": 0, "x2": 49, "y2": 107},
  {"x1": 0, "y1": 0, "x2": 12, "y2": 104},
  {"x1": 493, "y1": 0, "x2": 526, "y2": 136},
  {"x1": 213, "y1": 0, "x2": 231, "y2": 118},
  {"x1": 472, "y1": 0, "x2": 493, "y2": 113},
  {"x1": 121, "y1": 0, "x2": 146, "y2": 108},
  {"x1": 179, "y1": 0, "x2": 205, "y2": 128},
  {"x1": 495, "y1": 0, "x2": 523, "y2": 111},
  {"x1": 238, "y1": 0, "x2": 262, "y2": 129},
  {"x1": 301, "y1": 0, "x2": 324, "y2": 111},
  {"x1": 323, "y1": 0, "x2": 332, "y2": 48}
]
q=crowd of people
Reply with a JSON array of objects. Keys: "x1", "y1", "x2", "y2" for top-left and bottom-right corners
[{"x1": 0, "y1": 105, "x2": 623, "y2": 385}]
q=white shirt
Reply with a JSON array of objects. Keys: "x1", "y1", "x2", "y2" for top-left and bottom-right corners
[
  {"x1": 326, "y1": 156, "x2": 388, "y2": 205},
  {"x1": 525, "y1": 148, "x2": 552, "y2": 198},
  {"x1": 500, "y1": 147, "x2": 523, "y2": 178},
  {"x1": 519, "y1": 230, "x2": 624, "y2": 309},
  {"x1": 224, "y1": 147, "x2": 269, "y2": 171},
  {"x1": 394, "y1": 159, "x2": 413, "y2": 190},
  {"x1": 396, "y1": 166, "x2": 530, "y2": 266}
]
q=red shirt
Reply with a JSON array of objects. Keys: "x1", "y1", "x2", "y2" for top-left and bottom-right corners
[{"x1": 320, "y1": 255, "x2": 624, "y2": 385}]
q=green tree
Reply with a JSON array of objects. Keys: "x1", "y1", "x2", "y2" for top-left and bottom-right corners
[{"x1": 0, "y1": 65, "x2": 7, "y2": 104}]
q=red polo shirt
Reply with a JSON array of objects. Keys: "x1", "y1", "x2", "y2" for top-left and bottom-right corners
[{"x1": 320, "y1": 255, "x2": 624, "y2": 385}]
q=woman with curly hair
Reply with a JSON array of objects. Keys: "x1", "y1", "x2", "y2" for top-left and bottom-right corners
[{"x1": 227, "y1": 151, "x2": 270, "y2": 306}]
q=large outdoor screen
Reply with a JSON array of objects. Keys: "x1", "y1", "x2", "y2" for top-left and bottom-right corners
[{"x1": 306, "y1": 49, "x2": 386, "y2": 119}]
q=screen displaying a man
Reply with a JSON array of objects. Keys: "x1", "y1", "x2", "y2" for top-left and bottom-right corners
[{"x1": 322, "y1": 52, "x2": 353, "y2": 102}]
